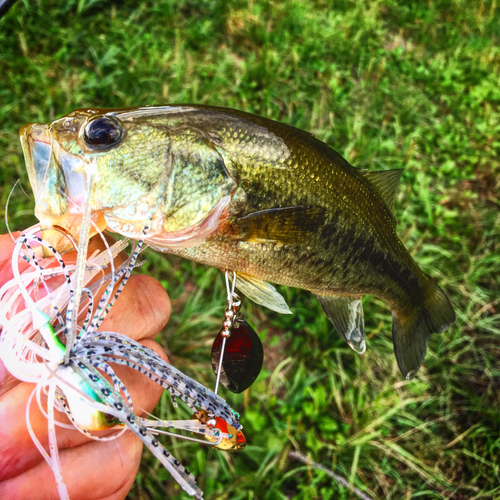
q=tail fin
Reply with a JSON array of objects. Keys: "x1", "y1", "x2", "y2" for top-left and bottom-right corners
[{"x1": 392, "y1": 276, "x2": 455, "y2": 379}]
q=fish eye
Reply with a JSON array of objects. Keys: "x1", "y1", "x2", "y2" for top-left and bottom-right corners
[{"x1": 83, "y1": 116, "x2": 123, "y2": 149}]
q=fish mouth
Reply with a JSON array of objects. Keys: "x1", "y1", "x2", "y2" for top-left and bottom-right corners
[
  {"x1": 20, "y1": 123, "x2": 88, "y2": 224},
  {"x1": 20, "y1": 123, "x2": 104, "y2": 253},
  {"x1": 20, "y1": 123, "x2": 52, "y2": 205}
]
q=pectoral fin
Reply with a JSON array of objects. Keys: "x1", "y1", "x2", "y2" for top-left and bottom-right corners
[
  {"x1": 314, "y1": 294, "x2": 366, "y2": 353},
  {"x1": 229, "y1": 272, "x2": 292, "y2": 315},
  {"x1": 237, "y1": 206, "x2": 326, "y2": 244}
]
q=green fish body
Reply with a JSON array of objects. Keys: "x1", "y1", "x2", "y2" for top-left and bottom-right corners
[{"x1": 20, "y1": 105, "x2": 455, "y2": 378}]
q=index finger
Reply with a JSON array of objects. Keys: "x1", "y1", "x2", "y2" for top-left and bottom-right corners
[
  {"x1": 0, "y1": 232, "x2": 28, "y2": 288},
  {"x1": 99, "y1": 274, "x2": 171, "y2": 341}
]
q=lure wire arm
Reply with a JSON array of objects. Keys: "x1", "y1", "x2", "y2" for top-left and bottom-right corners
[
  {"x1": 147, "y1": 427, "x2": 224, "y2": 447},
  {"x1": 214, "y1": 270, "x2": 240, "y2": 396}
]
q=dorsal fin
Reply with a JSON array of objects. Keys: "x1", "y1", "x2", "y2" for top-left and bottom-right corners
[{"x1": 360, "y1": 169, "x2": 403, "y2": 215}]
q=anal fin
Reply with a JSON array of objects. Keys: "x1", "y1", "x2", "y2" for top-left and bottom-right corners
[
  {"x1": 229, "y1": 272, "x2": 292, "y2": 315},
  {"x1": 314, "y1": 294, "x2": 366, "y2": 353}
]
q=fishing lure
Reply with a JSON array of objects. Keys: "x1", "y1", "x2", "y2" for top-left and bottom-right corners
[{"x1": 0, "y1": 224, "x2": 242, "y2": 499}]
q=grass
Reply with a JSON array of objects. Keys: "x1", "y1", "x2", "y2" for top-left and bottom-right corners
[{"x1": 1, "y1": 0, "x2": 499, "y2": 498}]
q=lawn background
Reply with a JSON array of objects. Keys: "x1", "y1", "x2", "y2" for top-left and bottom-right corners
[{"x1": 1, "y1": 0, "x2": 499, "y2": 498}]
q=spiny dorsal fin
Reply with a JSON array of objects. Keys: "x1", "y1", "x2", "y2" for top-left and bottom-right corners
[
  {"x1": 229, "y1": 272, "x2": 292, "y2": 315},
  {"x1": 360, "y1": 169, "x2": 403, "y2": 215},
  {"x1": 314, "y1": 294, "x2": 366, "y2": 353}
]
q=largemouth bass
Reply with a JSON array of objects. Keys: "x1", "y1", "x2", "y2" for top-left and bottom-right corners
[{"x1": 20, "y1": 105, "x2": 455, "y2": 378}]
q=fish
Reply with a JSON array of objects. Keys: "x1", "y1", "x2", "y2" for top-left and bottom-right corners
[{"x1": 19, "y1": 105, "x2": 456, "y2": 379}]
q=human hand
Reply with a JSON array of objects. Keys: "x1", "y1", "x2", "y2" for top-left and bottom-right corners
[{"x1": 0, "y1": 231, "x2": 171, "y2": 500}]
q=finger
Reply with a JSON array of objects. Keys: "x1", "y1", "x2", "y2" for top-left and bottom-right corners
[
  {"x1": 0, "y1": 428, "x2": 143, "y2": 500},
  {"x1": 0, "y1": 232, "x2": 17, "y2": 265},
  {"x1": 0, "y1": 234, "x2": 172, "y2": 483},
  {"x1": 0, "y1": 232, "x2": 29, "y2": 288},
  {"x1": 0, "y1": 231, "x2": 122, "y2": 396},
  {"x1": 0, "y1": 340, "x2": 169, "y2": 482},
  {"x1": 0, "y1": 381, "x2": 90, "y2": 481},
  {"x1": 0, "y1": 232, "x2": 25, "y2": 394},
  {"x1": 99, "y1": 274, "x2": 171, "y2": 341}
]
